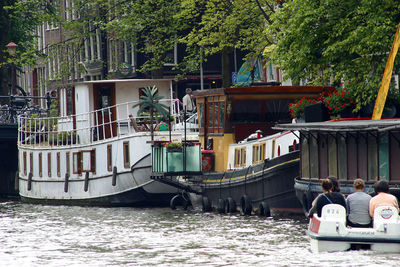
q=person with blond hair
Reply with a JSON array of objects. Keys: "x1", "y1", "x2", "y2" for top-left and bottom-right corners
[{"x1": 346, "y1": 178, "x2": 372, "y2": 227}]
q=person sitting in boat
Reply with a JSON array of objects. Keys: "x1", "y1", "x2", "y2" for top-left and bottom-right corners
[
  {"x1": 369, "y1": 180, "x2": 399, "y2": 218},
  {"x1": 307, "y1": 176, "x2": 342, "y2": 217},
  {"x1": 310, "y1": 178, "x2": 346, "y2": 217},
  {"x1": 346, "y1": 178, "x2": 372, "y2": 227}
]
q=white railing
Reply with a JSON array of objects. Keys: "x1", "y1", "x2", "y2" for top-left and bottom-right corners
[{"x1": 17, "y1": 98, "x2": 194, "y2": 147}]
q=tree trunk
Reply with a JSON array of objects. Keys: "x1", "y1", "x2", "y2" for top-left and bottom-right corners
[{"x1": 221, "y1": 48, "x2": 232, "y2": 88}]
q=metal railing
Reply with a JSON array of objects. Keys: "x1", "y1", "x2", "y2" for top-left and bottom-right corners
[{"x1": 18, "y1": 98, "x2": 195, "y2": 147}]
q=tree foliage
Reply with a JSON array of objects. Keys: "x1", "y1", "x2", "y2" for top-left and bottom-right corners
[{"x1": 268, "y1": 0, "x2": 400, "y2": 110}]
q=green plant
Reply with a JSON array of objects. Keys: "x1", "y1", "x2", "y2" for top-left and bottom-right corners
[
  {"x1": 166, "y1": 142, "x2": 182, "y2": 150},
  {"x1": 288, "y1": 97, "x2": 319, "y2": 118},
  {"x1": 323, "y1": 88, "x2": 354, "y2": 115}
]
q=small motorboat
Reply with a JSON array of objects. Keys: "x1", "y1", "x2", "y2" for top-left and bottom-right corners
[{"x1": 308, "y1": 204, "x2": 400, "y2": 252}]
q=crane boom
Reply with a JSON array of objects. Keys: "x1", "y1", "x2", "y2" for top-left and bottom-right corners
[{"x1": 372, "y1": 23, "x2": 400, "y2": 120}]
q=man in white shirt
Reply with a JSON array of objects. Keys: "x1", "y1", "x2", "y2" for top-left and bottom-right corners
[{"x1": 182, "y1": 88, "x2": 194, "y2": 113}]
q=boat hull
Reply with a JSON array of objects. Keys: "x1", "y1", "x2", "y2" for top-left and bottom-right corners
[{"x1": 188, "y1": 151, "x2": 303, "y2": 215}]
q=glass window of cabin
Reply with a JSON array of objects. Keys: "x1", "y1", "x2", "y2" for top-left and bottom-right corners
[
  {"x1": 219, "y1": 102, "x2": 225, "y2": 129},
  {"x1": 123, "y1": 141, "x2": 130, "y2": 168},
  {"x1": 66, "y1": 152, "x2": 70, "y2": 175},
  {"x1": 214, "y1": 102, "x2": 219, "y2": 128},
  {"x1": 347, "y1": 135, "x2": 358, "y2": 180},
  {"x1": 390, "y1": 132, "x2": 400, "y2": 181},
  {"x1": 367, "y1": 134, "x2": 378, "y2": 181},
  {"x1": 30, "y1": 153, "x2": 33, "y2": 174},
  {"x1": 327, "y1": 135, "x2": 337, "y2": 178},
  {"x1": 234, "y1": 148, "x2": 240, "y2": 168},
  {"x1": 379, "y1": 133, "x2": 389, "y2": 181},
  {"x1": 47, "y1": 153, "x2": 51, "y2": 177},
  {"x1": 232, "y1": 100, "x2": 260, "y2": 123},
  {"x1": 309, "y1": 134, "x2": 319, "y2": 178},
  {"x1": 301, "y1": 136, "x2": 310, "y2": 178},
  {"x1": 198, "y1": 102, "x2": 204, "y2": 129},
  {"x1": 337, "y1": 134, "x2": 347, "y2": 180},
  {"x1": 107, "y1": 145, "x2": 112, "y2": 172},
  {"x1": 264, "y1": 99, "x2": 292, "y2": 123},
  {"x1": 241, "y1": 148, "x2": 246, "y2": 166},
  {"x1": 66, "y1": 87, "x2": 74, "y2": 116},
  {"x1": 23, "y1": 151, "x2": 27, "y2": 175},
  {"x1": 57, "y1": 152, "x2": 60, "y2": 177},
  {"x1": 38, "y1": 153, "x2": 42, "y2": 177}
]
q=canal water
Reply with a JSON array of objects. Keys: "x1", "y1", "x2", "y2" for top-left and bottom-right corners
[{"x1": 0, "y1": 201, "x2": 399, "y2": 266}]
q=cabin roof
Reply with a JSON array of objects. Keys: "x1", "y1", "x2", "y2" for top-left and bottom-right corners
[
  {"x1": 191, "y1": 85, "x2": 333, "y2": 99},
  {"x1": 274, "y1": 119, "x2": 400, "y2": 133}
]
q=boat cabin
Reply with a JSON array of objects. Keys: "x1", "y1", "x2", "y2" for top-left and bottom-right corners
[
  {"x1": 192, "y1": 86, "x2": 331, "y2": 172},
  {"x1": 274, "y1": 119, "x2": 400, "y2": 186}
]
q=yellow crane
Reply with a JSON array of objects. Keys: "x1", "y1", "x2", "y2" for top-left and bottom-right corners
[{"x1": 372, "y1": 23, "x2": 400, "y2": 120}]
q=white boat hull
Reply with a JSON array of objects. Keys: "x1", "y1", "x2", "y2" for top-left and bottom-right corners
[{"x1": 308, "y1": 204, "x2": 400, "y2": 253}]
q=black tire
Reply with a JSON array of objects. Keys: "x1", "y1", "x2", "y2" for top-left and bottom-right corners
[
  {"x1": 225, "y1": 197, "x2": 237, "y2": 213},
  {"x1": 182, "y1": 192, "x2": 192, "y2": 210},
  {"x1": 202, "y1": 196, "x2": 212, "y2": 212},
  {"x1": 240, "y1": 195, "x2": 252, "y2": 215},
  {"x1": 170, "y1": 194, "x2": 182, "y2": 210},
  {"x1": 258, "y1": 201, "x2": 271, "y2": 217},
  {"x1": 217, "y1": 198, "x2": 225, "y2": 214}
]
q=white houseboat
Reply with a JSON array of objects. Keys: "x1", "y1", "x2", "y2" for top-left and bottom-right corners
[{"x1": 17, "y1": 79, "x2": 194, "y2": 206}]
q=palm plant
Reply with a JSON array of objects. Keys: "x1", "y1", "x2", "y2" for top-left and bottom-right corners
[{"x1": 132, "y1": 86, "x2": 169, "y2": 141}]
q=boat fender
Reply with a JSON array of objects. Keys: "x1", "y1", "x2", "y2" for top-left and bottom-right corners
[
  {"x1": 225, "y1": 197, "x2": 237, "y2": 213},
  {"x1": 64, "y1": 173, "x2": 69, "y2": 193},
  {"x1": 217, "y1": 199, "x2": 225, "y2": 214},
  {"x1": 202, "y1": 196, "x2": 212, "y2": 212},
  {"x1": 84, "y1": 172, "x2": 89, "y2": 192},
  {"x1": 170, "y1": 194, "x2": 182, "y2": 210},
  {"x1": 304, "y1": 191, "x2": 313, "y2": 211},
  {"x1": 258, "y1": 201, "x2": 271, "y2": 217},
  {"x1": 27, "y1": 172, "x2": 32, "y2": 191},
  {"x1": 240, "y1": 195, "x2": 252, "y2": 215},
  {"x1": 112, "y1": 166, "x2": 117, "y2": 186}
]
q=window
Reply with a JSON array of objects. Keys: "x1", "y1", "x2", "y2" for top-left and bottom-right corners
[
  {"x1": 73, "y1": 152, "x2": 82, "y2": 174},
  {"x1": 57, "y1": 152, "x2": 60, "y2": 177},
  {"x1": 23, "y1": 152, "x2": 27, "y2": 175},
  {"x1": 252, "y1": 143, "x2": 266, "y2": 164},
  {"x1": 107, "y1": 145, "x2": 112, "y2": 172},
  {"x1": 38, "y1": 153, "x2": 42, "y2": 177},
  {"x1": 123, "y1": 141, "x2": 130, "y2": 168},
  {"x1": 206, "y1": 96, "x2": 225, "y2": 133},
  {"x1": 164, "y1": 42, "x2": 177, "y2": 66},
  {"x1": 48, "y1": 153, "x2": 52, "y2": 177},
  {"x1": 30, "y1": 153, "x2": 33, "y2": 174},
  {"x1": 234, "y1": 147, "x2": 246, "y2": 168},
  {"x1": 66, "y1": 152, "x2": 70, "y2": 175}
]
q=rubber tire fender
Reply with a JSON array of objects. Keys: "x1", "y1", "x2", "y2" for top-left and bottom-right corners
[
  {"x1": 202, "y1": 196, "x2": 212, "y2": 212},
  {"x1": 217, "y1": 198, "x2": 225, "y2": 214},
  {"x1": 170, "y1": 194, "x2": 182, "y2": 210},
  {"x1": 240, "y1": 195, "x2": 252, "y2": 215},
  {"x1": 258, "y1": 201, "x2": 271, "y2": 217},
  {"x1": 225, "y1": 197, "x2": 237, "y2": 213}
]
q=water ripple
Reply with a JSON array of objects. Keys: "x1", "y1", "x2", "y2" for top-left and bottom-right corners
[{"x1": 0, "y1": 201, "x2": 399, "y2": 266}]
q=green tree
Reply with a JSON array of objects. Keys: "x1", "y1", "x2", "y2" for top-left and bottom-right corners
[
  {"x1": 268, "y1": 0, "x2": 400, "y2": 111},
  {"x1": 132, "y1": 86, "x2": 169, "y2": 141},
  {"x1": 0, "y1": 0, "x2": 59, "y2": 97}
]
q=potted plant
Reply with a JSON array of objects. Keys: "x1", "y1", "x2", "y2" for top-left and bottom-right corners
[
  {"x1": 166, "y1": 142, "x2": 182, "y2": 152},
  {"x1": 289, "y1": 97, "x2": 319, "y2": 121},
  {"x1": 323, "y1": 88, "x2": 355, "y2": 118}
]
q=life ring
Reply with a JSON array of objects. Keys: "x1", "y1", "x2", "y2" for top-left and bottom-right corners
[
  {"x1": 202, "y1": 196, "x2": 212, "y2": 212},
  {"x1": 258, "y1": 201, "x2": 271, "y2": 217},
  {"x1": 170, "y1": 194, "x2": 182, "y2": 210},
  {"x1": 240, "y1": 195, "x2": 252, "y2": 215},
  {"x1": 217, "y1": 198, "x2": 225, "y2": 214},
  {"x1": 225, "y1": 197, "x2": 237, "y2": 213}
]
